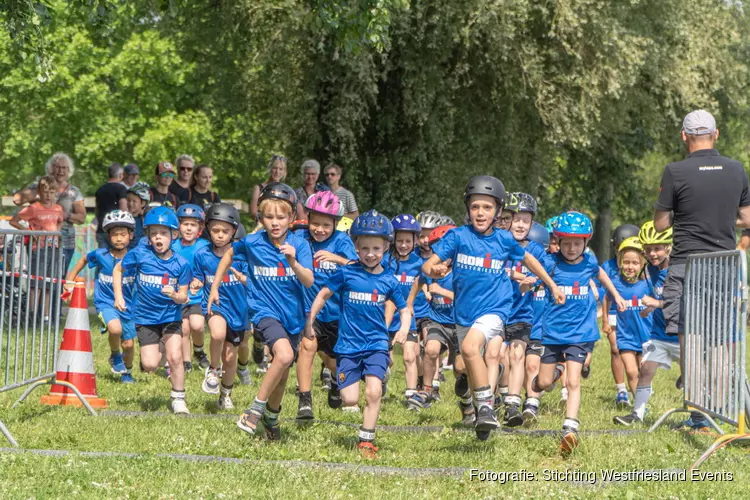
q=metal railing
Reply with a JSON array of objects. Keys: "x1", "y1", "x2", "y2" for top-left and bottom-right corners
[{"x1": 649, "y1": 250, "x2": 750, "y2": 468}]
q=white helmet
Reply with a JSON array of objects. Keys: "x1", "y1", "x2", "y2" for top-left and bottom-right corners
[
  {"x1": 416, "y1": 211, "x2": 442, "y2": 230},
  {"x1": 102, "y1": 210, "x2": 136, "y2": 231}
]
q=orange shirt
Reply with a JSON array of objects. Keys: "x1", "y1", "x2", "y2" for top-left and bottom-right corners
[{"x1": 17, "y1": 202, "x2": 63, "y2": 248}]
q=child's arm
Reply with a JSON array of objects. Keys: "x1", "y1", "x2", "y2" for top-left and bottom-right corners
[
  {"x1": 314, "y1": 250, "x2": 350, "y2": 267},
  {"x1": 523, "y1": 253, "x2": 565, "y2": 305},
  {"x1": 391, "y1": 307, "x2": 413, "y2": 346},
  {"x1": 601, "y1": 293, "x2": 611, "y2": 334},
  {"x1": 65, "y1": 256, "x2": 88, "y2": 291},
  {"x1": 407, "y1": 279, "x2": 420, "y2": 310},
  {"x1": 422, "y1": 254, "x2": 448, "y2": 279},
  {"x1": 113, "y1": 262, "x2": 126, "y2": 311},
  {"x1": 589, "y1": 278, "x2": 599, "y2": 302},
  {"x1": 385, "y1": 300, "x2": 396, "y2": 329},
  {"x1": 162, "y1": 284, "x2": 188, "y2": 305},
  {"x1": 9, "y1": 208, "x2": 26, "y2": 230},
  {"x1": 598, "y1": 267, "x2": 627, "y2": 311},
  {"x1": 304, "y1": 287, "x2": 334, "y2": 339},
  {"x1": 279, "y1": 243, "x2": 314, "y2": 287},
  {"x1": 427, "y1": 281, "x2": 454, "y2": 300},
  {"x1": 207, "y1": 247, "x2": 234, "y2": 314}
]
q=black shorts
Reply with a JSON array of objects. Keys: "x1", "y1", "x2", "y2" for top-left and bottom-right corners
[
  {"x1": 136, "y1": 321, "x2": 182, "y2": 346},
  {"x1": 182, "y1": 303, "x2": 202, "y2": 319},
  {"x1": 505, "y1": 322, "x2": 532, "y2": 345},
  {"x1": 313, "y1": 320, "x2": 339, "y2": 357},
  {"x1": 416, "y1": 316, "x2": 431, "y2": 334},
  {"x1": 255, "y1": 317, "x2": 300, "y2": 354},
  {"x1": 387, "y1": 330, "x2": 419, "y2": 350},
  {"x1": 663, "y1": 263, "x2": 686, "y2": 336},
  {"x1": 525, "y1": 339, "x2": 544, "y2": 357},
  {"x1": 541, "y1": 342, "x2": 594, "y2": 365},
  {"x1": 424, "y1": 320, "x2": 459, "y2": 355},
  {"x1": 207, "y1": 312, "x2": 246, "y2": 347}
]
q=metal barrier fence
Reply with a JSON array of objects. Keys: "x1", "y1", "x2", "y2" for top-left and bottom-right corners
[
  {"x1": 649, "y1": 250, "x2": 750, "y2": 468},
  {"x1": 0, "y1": 229, "x2": 65, "y2": 446}
]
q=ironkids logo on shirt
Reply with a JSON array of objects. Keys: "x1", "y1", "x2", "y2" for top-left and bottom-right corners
[
  {"x1": 348, "y1": 290, "x2": 387, "y2": 305},
  {"x1": 254, "y1": 263, "x2": 296, "y2": 281},
  {"x1": 560, "y1": 282, "x2": 589, "y2": 300},
  {"x1": 455, "y1": 253, "x2": 505, "y2": 273},
  {"x1": 205, "y1": 274, "x2": 242, "y2": 285},
  {"x1": 432, "y1": 295, "x2": 452, "y2": 307},
  {"x1": 139, "y1": 273, "x2": 178, "y2": 287},
  {"x1": 313, "y1": 259, "x2": 338, "y2": 271},
  {"x1": 395, "y1": 272, "x2": 416, "y2": 285},
  {"x1": 99, "y1": 274, "x2": 134, "y2": 285},
  {"x1": 626, "y1": 296, "x2": 646, "y2": 310},
  {"x1": 533, "y1": 289, "x2": 546, "y2": 300}
]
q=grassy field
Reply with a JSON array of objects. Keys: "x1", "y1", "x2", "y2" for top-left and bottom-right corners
[{"x1": 1, "y1": 316, "x2": 748, "y2": 499}]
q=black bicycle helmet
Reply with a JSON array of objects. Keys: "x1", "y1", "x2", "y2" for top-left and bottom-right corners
[
  {"x1": 205, "y1": 203, "x2": 241, "y2": 227},
  {"x1": 258, "y1": 182, "x2": 297, "y2": 213},
  {"x1": 234, "y1": 223, "x2": 247, "y2": 241},
  {"x1": 611, "y1": 224, "x2": 640, "y2": 250},
  {"x1": 513, "y1": 192, "x2": 537, "y2": 215},
  {"x1": 463, "y1": 175, "x2": 506, "y2": 210}
]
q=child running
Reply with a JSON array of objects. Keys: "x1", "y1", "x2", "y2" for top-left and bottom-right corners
[
  {"x1": 306, "y1": 210, "x2": 412, "y2": 458},
  {"x1": 614, "y1": 221, "x2": 674, "y2": 425},
  {"x1": 296, "y1": 192, "x2": 357, "y2": 421},
  {"x1": 531, "y1": 211, "x2": 627, "y2": 455},
  {"x1": 423, "y1": 176, "x2": 564, "y2": 440},
  {"x1": 126, "y1": 183, "x2": 151, "y2": 248},
  {"x1": 210, "y1": 183, "x2": 313, "y2": 440},
  {"x1": 192, "y1": 203, "x2": 249, "y2": 409},
  {"x1": 113, "y1": 206, "x2": 192, "y2": 413},
  {"x1": 66, "y1": 210, "x2": 136, "y2": 383}
]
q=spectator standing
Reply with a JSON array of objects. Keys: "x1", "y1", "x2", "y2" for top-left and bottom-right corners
[
  {"x1": 294, "y1": 159, "x2": 330, "y2": 215},
  {"x1": 250, "y1": 154, "x2": 288, "y2": 219},
  {"x1": 149, "y1": 162, "x2": 179, "y2": 208},
  {"x1": 122, "y1": 163, "x2": 140, "y2": 189},
  {"x1": 170, "y1": 154, "x2": 194, "y2": 204},
  {"x1": 187, "y1": 164, "x2": 221, "y2": 209},
  {"x1": 95, "y1": 163, "x2": 129, "y2": 248},
  {"x1": 324, "y1": 163, "x2": 359, "y2": 219}
]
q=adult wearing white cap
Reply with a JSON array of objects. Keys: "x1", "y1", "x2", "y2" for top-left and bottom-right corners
[{"x1": 653, "y1": 109, "x2": 750, "y2": 430}]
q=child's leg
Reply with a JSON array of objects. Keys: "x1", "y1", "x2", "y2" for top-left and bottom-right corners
[
  {"x1": 403, "y1": 336, "x2": 419, "y2": 395},
  {"x1": 164, "y1": 331, "x2": 185, "y2": 390},
  {"x1": 339, "y1": 383, "x2": 360, "y2": 407},
  {"x1": 607, "y1": 328, "x2": 626, "y2": 389},
  {"x1": 564, "y1": 359, "x2": 583, "y2": 421},
  {"x1": 107, "y1": 319, "x2": 123, "y2": 353},
  {"x1": 190, "y1": 313, "x2": 205, "y2": 354},
  {"x1": 362, "y1": 375, "x2": 383, "y2": 431},
  {"x1": 296, "y1": 335, "x2": 318, "y2": 393},
  {"x1": 259, "y1": 338, "x2": 295, "y2": 403},
  {"x1": 462, "y1": 329, "x2": 490, "y2": 388},
  {"x1": 483, "y1": 337, "x2": 503, "y2": 392},
  {"x1": 207, "y1": 315, "x2": 227, "y2": 370},
  {"x1": 238, "y1": 337, "x2": 250, "y2": 366},
  {"x1": 181, "y1": 316, "x2": 192, "y2": 365},
  {"x1": 631, "y1": 361, "x2": 658, "y2": 420},
  {"x1": 620, "y1": 351, "x2": 640, "y2": 395},
  {"x1": 507, "y1": 341, "x2": 527, "y2": 399},
  {"x1": 320, "y1": 352, "x2": 336, "y2": 373},
  {"x1": 139, "y1": 344, "x2": 162, "y2": 372},
  {"x1": 422, "y1": 339, "x2": 442, "y2": 392},
  {"x1": 221, "y1": 342, "x2": 239, "y2": 392}
]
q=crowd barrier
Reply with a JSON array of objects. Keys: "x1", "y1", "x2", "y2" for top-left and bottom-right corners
[{"x1": 649, "y1": 250, "x2": 750, "y2": 468}]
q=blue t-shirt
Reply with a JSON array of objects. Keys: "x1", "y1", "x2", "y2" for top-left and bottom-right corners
[
  {"x1": 433, "y1": 225, "x2": 525, "y2": 326},
  {"x1": 610, "y1": 274, "x2": 653, "y2": 352},
  {"x1": 128, "y1": 216, "x2": 145, "y2": 250},
  {"x1": 507, "y1": 241, "x2": 546, "y2": 325},
  {"x1": 232, "y1": 231, "x2": 312, "y2": 334},
  {"x1": 412, "y1": 251, "x2": 430, "y2": 319},
  {"x1": 645, "y1": 264, "x2": 674, "y2": 343},
  {"x1": 172, "y1": 238, "x2": 210, "y2": 306},
  {"x1": 192, "y1": 246, "x2": 249, "y2": 331},
  {"x1": 86, "y1": 249, "x2": 134, "y2": 319},
  {"x1": 120, "y1": 245, "x2": 192, "y2": 325},
  {"x1": 303, "y1": 230, "x2": 357, "y2": 323},
  {"x1": 599, "y1": 258, "x2": 618, "y2": 311},
  {"x1": 383, "y1": 252, "x2": 421, "y2": 332},
  {"x1": 427, "y1": 272, "x2": 455, "y2": 325},
  {"x1": 530, "y1": 279, "x2": 548, "y2": 341},
  {"x1": 325, "y1": 263, "x2": 406, "y2": 355},
  {"x1": 541, "y1": 252, "x2": 600, "y2": 345}
]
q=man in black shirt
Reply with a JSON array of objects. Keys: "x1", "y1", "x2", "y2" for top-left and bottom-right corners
[
  {"x1": 653, "y1": 109, "x2": 750, "y2": 429},
  {"x1": 95, "y1": 163, "x2": 128, "y2": 248}
]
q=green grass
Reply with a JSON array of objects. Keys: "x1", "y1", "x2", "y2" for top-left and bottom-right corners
[{"x1": 1, "y1": 316, "x2": 748, "y2": 498}]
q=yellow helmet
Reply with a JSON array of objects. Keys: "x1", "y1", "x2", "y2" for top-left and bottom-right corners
[
  {"x1": 639, "y1": 220, "x2": 673, "y2": 245},
  {"x1": 618, "y1": 236, "x2": 643, "y2": 254},
  {"x1": 337, "y1": 216, "x2": 354, "y2": 233}
]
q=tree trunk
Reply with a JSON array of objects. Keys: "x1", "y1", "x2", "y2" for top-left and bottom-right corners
[{"x1": 592, "y1": 183, "x2": 614, "y2": 262}]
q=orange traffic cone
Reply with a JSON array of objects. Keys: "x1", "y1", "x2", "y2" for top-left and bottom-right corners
[{"x1": 41, "y1": 278, "x2": 107, "y2": 408}]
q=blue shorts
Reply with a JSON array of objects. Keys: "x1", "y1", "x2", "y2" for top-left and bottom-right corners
[
  {"x1": 541, "y1": 342, "x2": 594, "y2": 365},
  {"x1": 336, "y1": 351, "x2": 389, "y2": 389},
  {"x1": 100, "y1": 308, "x2": 137, "y2": 341},
  {"x1": 255, "y1": 317, "x2": 299, "y2": 353}
]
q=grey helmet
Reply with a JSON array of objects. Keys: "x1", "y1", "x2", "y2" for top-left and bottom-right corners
[{"x1": 416, "y1": 211, "x2": 442, "y2": 230}]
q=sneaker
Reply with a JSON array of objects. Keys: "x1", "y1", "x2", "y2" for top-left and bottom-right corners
[
  {"x1": 327, "y1": 386, "x2": 343, "y2": 409},
  {"x1": 237, "y1": 410, "x2": 263, "y2": 435},
  {"x1": 202, "y1": 367, "x2": 221, "y2": 395},
  {"x1": 459, "y1": 402, "x2": 476, "y2": 427},
  {"x1": 417, "y1": 375, "x2": 425, "y2": 392},
  {"x1": 170, "y1": 398, "x2": 190, "y2": 414},
  {"x1": 218, "y1": 394, "x2": 234, "y2": 410},
  {"x1": 675, "y1": 375, "x2": 683, "y2": 390},
  {"x1": 358, "y1": 441, "x2": 378, "y2": 459},
  {"x1": 252, "y1": 344, "x2": 265, "y2": 365},
  {"x1": 261, "y1": 414, "x2": 281, "y2": 441},
  {"x1": 184, "y1": 361, "x2": 193, "y2": 373},
  {"x1": 237, "y1": 368, "x2": 252, "y2": 385},
  {"x1": 342, "y1": 405, "x2": 360, "y2": 413},
  {"x1": 407, "y1": 392, "x2": 432, "y2": 410},
  {"x1": 522, "y1": 404, "x2": 538, "y2": 427},
  {"x1": 194, "y1": 350, "x2": 210, "y2": 370},
  {"x1": 682, "y1": 415, "x2": 712, "y2": 433},
  {"x1": 297, "y1": 394, "x2": 314, "y2": 421},
  {"x1": 558, "y1": 392, "x2": 568, "y2": 409},
  {"x1": 438, "y1": 371, "x2": 446, "y2": 383},
  {"x1": 256, "y1": 355, "x2": 270, "y2": 374},
  {"x1": 581, "y1": 364, "x2": 591, "y2": 379},
  {"x1": 295, "y1": 384, "x2": 300, "y2": 397},
  {"x1": 109, "y1": 353, "x2": 127, "y2": 374},
  {"x1": 120, "y1": 373, "x2": 135, "y2": 384},
  {"x1": 321, "y1": 368, "x2": 332, "y2": 391},
  {"x1": 503, "y1": 404, "x2": 523, "y2": 428},
  {"x1": 560, "y1": 429, "x2": 579, "y2": 456},
  {"x1": 613, "y1": 412, "x2": 642, "y2": 426},
  {"x1": 430, "y1": 386, "x2": 441, "y2": 402},
  {"x1": 475, "y1": 405, "x2": 501, "y2": 432},
  {"x1": 616, "y1": 391, "x2": 631, "y2": 408}
]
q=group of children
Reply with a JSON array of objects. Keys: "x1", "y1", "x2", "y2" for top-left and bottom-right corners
[{"x1": 62, "y1": 172, "x2": 679, "y2": 458}]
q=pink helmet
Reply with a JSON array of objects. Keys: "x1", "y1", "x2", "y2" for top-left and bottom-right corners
[{"x1": 305, "y1": 191, "x2": 344, "y2": 218}]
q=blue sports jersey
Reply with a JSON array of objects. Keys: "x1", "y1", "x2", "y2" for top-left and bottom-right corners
[
  {"x1": 530, "y1": 280, "x2": 547, "y2": 341},
  {"x1": 383, "y1": 252, "x2": 421, "y2": 332},
  {"x1": 427, "y1": 272, "x2": 455, "y2": 325},
  {"x1": 172, "y1": 238, "x2": 210, "y2": 306},
  {"x1": 412, "y1": 251, "x2": 430, "y2": 319},
  {"x1": 599, "y1": 258, "x2": 618, "y2": 310},
  {"x1": 127, "y1": 216, "x2": 145, "y2": 250},
  {"x1": 432, "y1": 225, "x2": 525, "y2": 327},
  {"x1": 541, "y1": 252, "x2": 600, "y2": 345},
  {"x1": 86, "y1": 249, "x2": 134, "y2": 319},
  {"x1": 192, "y1": 246, "x2": 249, "y2": 331},
  {"x1": 507, "y1": 241, "x2": 546, "y2": 325},
  {"x1": 303, "y1": 230, "x2": 357, "y2": 322},
  {"x1": 325, "y1": 263, "x2": 406, "y2": 355},
  {"x1": 645, "y1": 264, "x2": 674, "y2": 343},
  {"x1": 233, "y1": 231, "x2": 312, "y2": 335},
  {"x1": 120, "y1": 245, "x2": 192, "y2": 325},
  {"x1": 610, "y1": 274, "x2": 653, "y2": 351}
]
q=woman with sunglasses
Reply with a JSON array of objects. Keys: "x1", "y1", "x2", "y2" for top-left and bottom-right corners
[
  {"x1": 149, "y1": 162, "x2": 179, "y2": 208},
  {"x1": 250, "y1": 155, "x2": 287, "y2": 219},
  {"x1": 170, "y1": 154, "x2": 194, "y2": 204}
]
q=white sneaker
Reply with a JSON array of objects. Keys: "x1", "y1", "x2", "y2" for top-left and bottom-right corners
[
  {"x1": 218, "y1": 394, "x2": 234, "y2": 410},
  {"x1": 237, "y1": 368, "x2": 252, "y2": 385},
  {"x1": 202, "y1": 367, "x2": 221, "y2": 395},
  {"x1": 170, "y1": 398, "x2": 190, "y2": 414},
  {"x1": 341, "y1": 405, "x2": 360, "y2": 413}
]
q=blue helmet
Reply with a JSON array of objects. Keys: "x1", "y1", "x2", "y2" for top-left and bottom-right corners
[
  {"x1": 553, "y1": 211, "x2": 593, "y2": 239},
  {"x1": 351, "y1": 210, "x2": 394, "y2": 241},
  {"x1": 527, "y1": 222, "x2": 549, "y2": 249},
  {"x1": 176, "y1": 204, "x2": 205, "y2": 222},
  {"x1": 391, "y1": 214, "x2": 421, "y2": 234},
  {"x1": 545, "y1": 216, "x2": 558, "y2": 234},
  {"x1": 144, "y1": 206, "x2": 179, "y2": 230}
]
